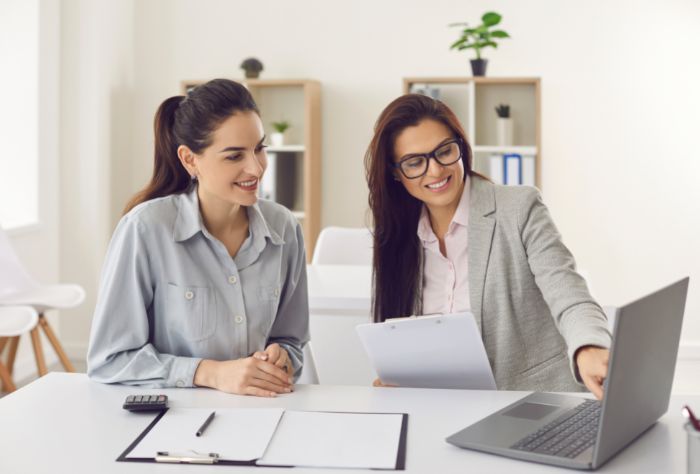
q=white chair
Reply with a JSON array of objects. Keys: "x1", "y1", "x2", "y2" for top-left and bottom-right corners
[
  {"x1": 311, "y1": 226, "x2": 373, "y2": 265},
  {"x1": 309, "y1": 227, "x2": 375, "y2": 385},
  {"x1": 0, "y1": 226, "x2": 85, "y2": 377},
  {"x1": 297, "y1": 343, "x2": 320, "y2": 384},
  {"x1": 0, "y1": 306, "x2": 38, "y2": 392}
]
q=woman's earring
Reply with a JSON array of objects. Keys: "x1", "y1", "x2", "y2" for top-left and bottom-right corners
[{"x1": 191, "y1": 174, "x2": 197, "y2": 182}]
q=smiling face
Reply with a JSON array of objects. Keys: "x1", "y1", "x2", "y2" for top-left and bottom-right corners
[
  {"x1": 392, "y1": 118, "x2": 465, "y2": 212},
  {"x1": 179, "y1": 111, "x2": 267, "y2": 208}
]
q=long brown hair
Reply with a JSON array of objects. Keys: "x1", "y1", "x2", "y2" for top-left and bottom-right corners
[
  {"x1": 124, "y1": 79, "x2": 259, "y2": 214},
  {"x1": 364, "y1": 94, "x2": 477, "y2": 323}
]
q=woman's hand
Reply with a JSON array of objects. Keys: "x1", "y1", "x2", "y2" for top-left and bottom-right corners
[
  {"x1": 575, "y1": 346, "x2": 610, "y2": 400},
  {"x1": 372, "y1": 378, "x2": 398, "y2": 387},
  {"x1": 194, "y1": 357, "x2": 293, "y2": 397},
  {"x1": 253, "y1": 343, "x2": 293, "y2": 378}
]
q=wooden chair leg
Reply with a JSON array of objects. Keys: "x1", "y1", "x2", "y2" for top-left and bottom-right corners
[
  {"x1": 0, "y1": 361, "x2": 16, "y2": 393},
  {"x1": 38, "y1": 315, "x2": 75, "y2": 372},
  {"x1": 6, "y1": 336, "x2": 19, "y2": 374},
  {"x1": 30, "y1": 327, "x2": 48, "y2": 376}
]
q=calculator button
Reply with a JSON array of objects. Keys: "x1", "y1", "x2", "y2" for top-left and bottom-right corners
[
  {"x1": 134, "y1": 395, "x2": 143, "y2": 402},
  {"x1": 126, "y1": 396, "x2": 134, "y2": 403},
  {"x1": 158, "y1": 395, "x2": 166, "y2": 402}
]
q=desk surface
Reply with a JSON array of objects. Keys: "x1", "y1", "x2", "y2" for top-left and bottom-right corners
[
  {"x1": 307, "y1": 264, "x2": 371, "y2": 312},
  {"x1": 0, "y1": 373, "x2": 693, "y2": 473}
]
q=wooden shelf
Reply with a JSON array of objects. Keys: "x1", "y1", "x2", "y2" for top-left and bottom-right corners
[
  {"x1": 267, "y1": 145, "x2": 305, "y2": 153},
  {"x1": 472, "y1": 145, "x2": 537, "y2": 155}
]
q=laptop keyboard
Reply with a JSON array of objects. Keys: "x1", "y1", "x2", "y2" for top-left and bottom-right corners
[{"x1": 510, "y1": 399, "x2": 601, "y2": 459}]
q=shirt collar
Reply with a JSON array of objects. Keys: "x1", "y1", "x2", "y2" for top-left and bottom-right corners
[
  {"x1": 416, "y1": 175, "x2": 470, "y2": 243},
  {"x1": 173, "y1": 185, "x2": 202, "y2": 242},
  {"x1": 452, "y1": 174, "x2": 470, "y2": 227},
  {"x1": 247, "y1": 201, "x2": 284, "y2": 248},
  {"x1": 173, "y1": 185, "x2": 284, "y2": 248}
]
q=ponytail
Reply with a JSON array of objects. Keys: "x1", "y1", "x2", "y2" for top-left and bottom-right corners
[
  {"x1": 123, "y1": 96, "x2": 191, "y2": 214},
  {"x1": 124, "y1": 79, "x2": 259, "y2": 215}
]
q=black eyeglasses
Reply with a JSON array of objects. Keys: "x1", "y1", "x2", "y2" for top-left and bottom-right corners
[{"x1": 392, "y1": 139, "x2": 463, "y2": 179}]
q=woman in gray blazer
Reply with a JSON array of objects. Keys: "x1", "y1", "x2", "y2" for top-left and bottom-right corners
[
  {"x1": 364, "y1": 94, "x2": 611, "y2": 398},
  {"x1": 87, "y1": 79, "x2": 308, "y2": 397}
]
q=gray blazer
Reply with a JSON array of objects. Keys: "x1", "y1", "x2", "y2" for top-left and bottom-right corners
[{"x1": 416, "y1": 176, "x2": 612, "y2": 392}]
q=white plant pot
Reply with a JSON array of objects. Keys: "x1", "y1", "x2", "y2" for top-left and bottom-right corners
[
  {"x1": 270, "y1": 132, "x2": 285, "y2": 147},
  {"x1": 496, "y1": 118, "x2": 513, "y2": 146}
]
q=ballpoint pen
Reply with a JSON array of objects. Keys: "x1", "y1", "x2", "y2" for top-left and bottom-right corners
[
  {"x1": 682, "y1": 405, "x2": 700, "y2": 431},
  {"x1": 196, "y1": 411, "x2": 216, "y2": 437}
]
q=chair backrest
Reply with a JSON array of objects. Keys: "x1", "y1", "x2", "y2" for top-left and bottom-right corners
[
  {"x1": 297, "y1": 342, "x2": 320, "y2": 384},
  {"x1": 0, "y1": 226, "x2": 38, "y2": 299},
  {"x1": 311, "y1": 226, "x2": 373, "y2": 265}
]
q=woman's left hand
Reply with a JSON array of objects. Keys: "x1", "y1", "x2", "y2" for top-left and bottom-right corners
[
  {"x1": 254, "y1": 343, "x2": 293, "y2": 378},
  {"x1": 575, "y1": 346, "x2": 610, "y2": 400}
]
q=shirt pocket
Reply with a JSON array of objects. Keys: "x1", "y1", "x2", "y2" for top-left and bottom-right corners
[
  {"x1": 256, "y1": 284, "x2": 281, "y2": 333},
  {"x1": 166, "y1": 283, "x2": 216, "y2": 342}
]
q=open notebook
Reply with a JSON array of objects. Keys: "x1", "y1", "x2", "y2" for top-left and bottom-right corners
[{"x1": 118, "y1": 407, "x2": 408, "y2": 470}]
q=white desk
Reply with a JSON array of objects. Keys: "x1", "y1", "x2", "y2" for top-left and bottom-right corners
[
  {"x1": 306, "y1": 264, "x2": 375, "y2": 385},
  {"x1": 0, "y1": 373, "x2": 693, "y2": 473}
]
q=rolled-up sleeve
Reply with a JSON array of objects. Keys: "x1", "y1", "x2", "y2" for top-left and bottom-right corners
[
  {"x1": 267, "y1": 222, "x2": 310, "y2": 380},
  {"x1": 87, "y1": 215, "x2": 202, "y2": 388}
]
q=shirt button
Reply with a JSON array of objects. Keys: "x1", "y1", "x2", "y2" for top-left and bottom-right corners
[
  {"x1": 176, "y1": 380, "x2": 185, "y2": 388},
  {"x1": 274, "y1": 288, "x2": 280, "y2": 297},
  {"x1": 228, "y1": 275, "x2": 237, "y2": 284},
  {"x1": 234, "y1": 315, "x2": 245, "y2": 324},
  {"x1": 184, "y1": 291, "x2": 194, "y2": 300}
]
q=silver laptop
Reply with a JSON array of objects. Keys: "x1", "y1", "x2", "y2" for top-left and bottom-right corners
[{"x1": 446, "y1": 277, "x2": 689, "y2": 470}]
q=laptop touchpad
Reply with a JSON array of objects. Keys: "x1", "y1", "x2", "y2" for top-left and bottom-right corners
[{"x1": 502, "y1": 403, "x2": 559, "y2": 420}]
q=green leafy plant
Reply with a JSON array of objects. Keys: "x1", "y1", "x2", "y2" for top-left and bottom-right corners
[
  {"x1": 271, "y1": 120, "x2": 290, "y2": 134},
  {"x1": 495, "y1": 104, "x2": 510, "y2": 118},
  {"x1": 449, "y1": 12, "x2": 510, "y2": 60}
]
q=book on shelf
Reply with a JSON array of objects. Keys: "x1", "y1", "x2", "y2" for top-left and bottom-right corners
[{"x1": 488, "y1": 153, "x2": 536, "y2": 186}]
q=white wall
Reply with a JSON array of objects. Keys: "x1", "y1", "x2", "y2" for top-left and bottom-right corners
[
  {"x1": 57, "y1": 1, "x2": 700, "y2": 384},
  {"x1": 4, "y1": 0, "x2": 62, "y2": 382},
  {"x1": 59, "y1": 0, "x2": 135, "y2": 358}
]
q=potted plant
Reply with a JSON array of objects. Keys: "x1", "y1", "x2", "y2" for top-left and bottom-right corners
[
  {"x1": 449, "y1": 12, "x2": 510, "y2": 76},
  {"x1": 495, "y1": 104, "x2": 513, "y2": 146},
  {"x1": 240, "y1": 57, "x2": 264, "y2": 79},
  {"x1": 270, "y1": 120, "x2": 290, "y2": 146}
]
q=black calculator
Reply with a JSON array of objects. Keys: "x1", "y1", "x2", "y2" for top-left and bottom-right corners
[{"x1": 123, "y1": 394, "x2": 168, "y2": 412}]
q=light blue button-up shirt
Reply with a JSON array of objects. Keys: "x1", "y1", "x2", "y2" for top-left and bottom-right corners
[{"x1": 87, "y1": 186, "x2": 309, "y2": 388}]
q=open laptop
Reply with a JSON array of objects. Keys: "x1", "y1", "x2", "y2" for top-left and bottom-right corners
[{"x1": 446, "y1": 277, "x2": 689, "y2": 470}]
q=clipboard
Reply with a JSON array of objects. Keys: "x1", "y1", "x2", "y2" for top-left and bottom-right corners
[
  {"x1": 117, "y1": 408, "x2": 408, "y2": 470},
  {"x1": 356, "y1": 312, "x2": 497, "y2": 390}
]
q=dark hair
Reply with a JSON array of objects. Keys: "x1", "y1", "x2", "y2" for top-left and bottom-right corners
[
  {"x1": 124, "y1": 78, "x2": 259, "y2": 214},
  {"x1": 364, "y1": 94, "x2": 479, "y2": 323}
]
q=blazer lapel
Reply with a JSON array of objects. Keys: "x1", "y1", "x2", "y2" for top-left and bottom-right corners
[{"x1": 468, "y1": 177, "x2": 496, "y2": 334}]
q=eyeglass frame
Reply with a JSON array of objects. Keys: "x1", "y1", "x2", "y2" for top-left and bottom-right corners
[{"x1": 391, "y1": 138, "x2": 464, "y2": 179}]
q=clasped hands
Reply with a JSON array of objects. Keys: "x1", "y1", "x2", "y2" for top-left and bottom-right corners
[{"x1": 194, "y1": 343, "x2": 294, "y2": 397}]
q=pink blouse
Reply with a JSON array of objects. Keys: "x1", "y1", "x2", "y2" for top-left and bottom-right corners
[{"x1": 418, "y1": 177, "x2": 471, "y2": 315}]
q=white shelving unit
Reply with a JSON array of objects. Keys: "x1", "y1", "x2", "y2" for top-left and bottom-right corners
[
  {"x1": 404, "y1": 77, "x2": 541, "y2": 187},
  {"x1": 266, "y1": 144, "x2": 306, "y2": 153}
]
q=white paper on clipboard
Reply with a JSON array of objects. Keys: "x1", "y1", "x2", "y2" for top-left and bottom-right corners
[{"x1": 356, "y1": 312, "x2": 496, "y2": 390}]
